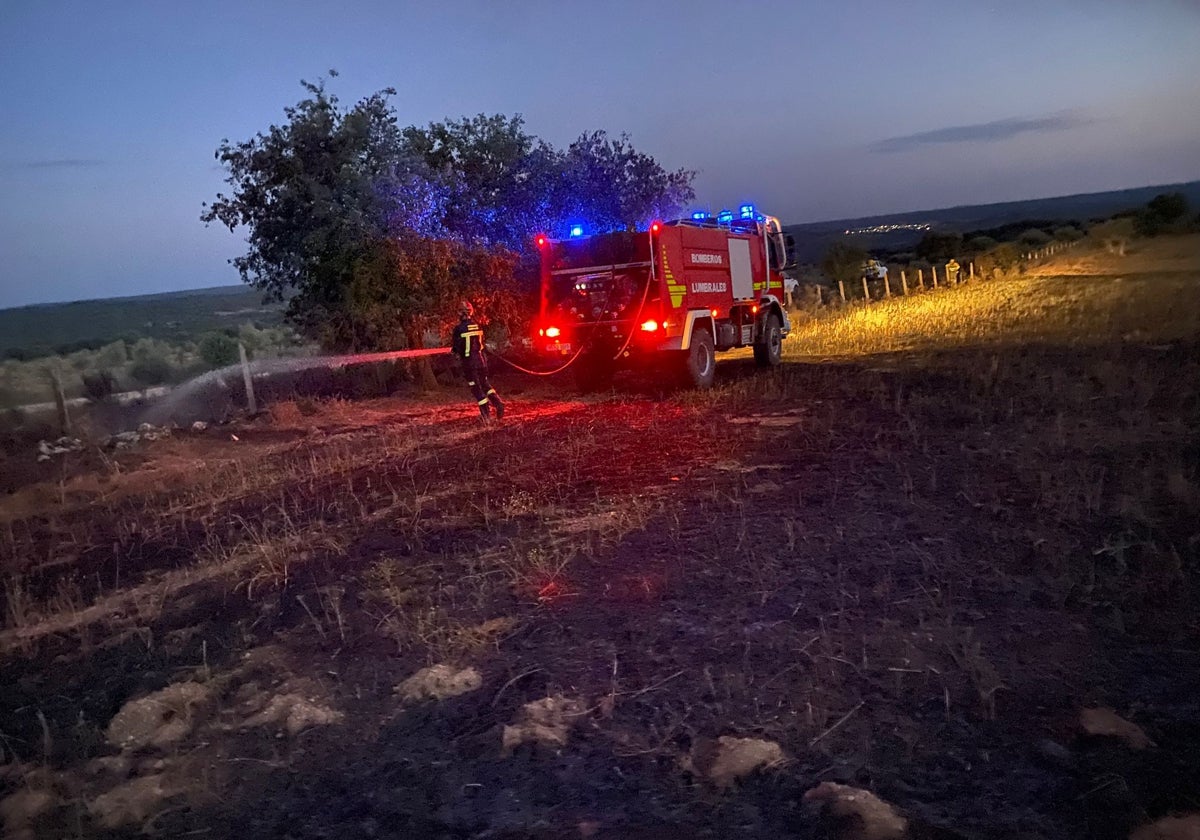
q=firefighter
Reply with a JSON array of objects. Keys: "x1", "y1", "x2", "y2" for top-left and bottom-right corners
[{"x1": 451, "y1": 301, "x2": 505, "y2": 422}]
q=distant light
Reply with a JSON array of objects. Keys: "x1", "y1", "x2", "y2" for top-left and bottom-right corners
[
  {"x1": 739, "y1": 203, "x2": 755, "y2": 219},
  {"x1": 569, "y1": 224, "x2": 584, "y2": 238}
]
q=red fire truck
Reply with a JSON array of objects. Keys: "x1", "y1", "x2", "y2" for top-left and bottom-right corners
[{"x1": 534, "y1": 206, "x2": 793, "y2": 389}]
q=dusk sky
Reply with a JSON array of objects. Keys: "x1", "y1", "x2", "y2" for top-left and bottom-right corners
[{"x1": 1, "y1": 0, "x2": 1198, "y2": 308}]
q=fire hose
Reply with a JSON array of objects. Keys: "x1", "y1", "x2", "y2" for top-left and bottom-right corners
[{"x1": 489, "y1": 265, "x2": 652, "y2": 376}]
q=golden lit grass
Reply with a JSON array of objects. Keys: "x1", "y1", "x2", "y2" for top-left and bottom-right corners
[
  {"x1": 784, "y1": 271, "x2": 1200, "y2": 358},
  {"x1": 1028, "y1": 233, "x2": 1200, "y2": 277}
]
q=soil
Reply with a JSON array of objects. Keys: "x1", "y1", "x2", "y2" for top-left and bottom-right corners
[{"x1": 1, "y1": 333, "x2": 1198, "y2": 838}]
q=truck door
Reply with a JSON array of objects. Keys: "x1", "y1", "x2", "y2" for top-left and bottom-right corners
[{"x1": 728, "y1": 238, "x2": 753, "y2": 299}]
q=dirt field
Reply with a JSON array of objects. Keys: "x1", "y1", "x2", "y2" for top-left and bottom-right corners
[{"x1": 2, "y1": 239, "x2": 1198, "y2": 839}]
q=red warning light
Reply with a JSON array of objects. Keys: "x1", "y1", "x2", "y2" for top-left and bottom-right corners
[
  {"x1": 545, "y1": 326, "x2": 561, "y2": 338},
  {"x1": 650, "y1": 221, "x2": 661, "y2": 234},
  {"x1": 535, "y1": 234, "x2": 547, "y2": 248},
  {"x1": 639, "y1": 320, "x2": 658, "y2": 332}
]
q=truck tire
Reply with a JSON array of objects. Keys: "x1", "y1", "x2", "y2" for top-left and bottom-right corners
[
  {"x1": 683, "y1": 328, "x2": 716, "y2": 389},
  {"x1": 753, "y1": 312, "x2": 783, "y2": 367}
]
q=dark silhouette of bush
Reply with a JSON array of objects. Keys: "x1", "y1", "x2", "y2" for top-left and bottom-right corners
[
  {"x1": 1135, "y1": 192, "x2": 1189, "y2": 237},
  {"x1": 915, "y1": 231, "x2": 963, "y2": 262},
  {"x1": 1018, "y1": 229, "x2": 1052, "y2": 247},
  {"x1": 129, "y1": 356, "x2": 174, "y2": 388},
  {"x1": 819, "y1": 241, "x2": 869, "y2": 286},
  {"x1": 82, "y1": 370, "x2": 118, "y2": 402},
  {"x1": 974, "y1": 244, "x2": 1019, "y2": 279}
]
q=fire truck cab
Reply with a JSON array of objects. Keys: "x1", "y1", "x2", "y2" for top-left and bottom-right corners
[{"x1": 534, "y1": 206, "x2": 793, "y2": 390}]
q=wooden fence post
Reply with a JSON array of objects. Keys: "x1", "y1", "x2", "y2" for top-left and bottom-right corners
[
  {"x1": 917, "y1": 268, "x2": 924, "y2": 290},
  {"x1": 884, "y1": 273, "x2": 892, "y2": 298},
  {"x1": 900, "y1": 270, "x2": 909, "y2": 296},
  {"x1": 239, "y1": 342, "x2": 257, "y2": 415},
  {"x1": 861, "y1": 277, "x2": 870, "y2": 302},
  {"x1": 969, "y1": 261, "x2": 975, "y2": 281},
  {"x1": 931, "y1": 265, "x2": 939, "y2": 288},
  {"x1": 838, "y1": 280, "x2": 846, "y2": 302},
  {"x1": 50, "y1": 370, "x2": 71, "y2": 435}
]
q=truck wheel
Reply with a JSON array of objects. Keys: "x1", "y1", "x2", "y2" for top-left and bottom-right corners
[
  {"x1": 683, "y1": 328, "x2": 716, "y2": 389},
  {"x1": 753, "y1": 312, "x2": 783, "y2": 367}
]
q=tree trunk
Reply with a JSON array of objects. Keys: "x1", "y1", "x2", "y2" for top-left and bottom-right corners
[{"x1": 407, "y1": 328, "x2": 439, "y2": 391}]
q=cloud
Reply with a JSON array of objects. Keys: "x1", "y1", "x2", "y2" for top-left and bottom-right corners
[
  {"x1": 20, "y1": 158, "x2": 105, "y2": 169},
  {"x1": 871, "y1": 113, "x2": 1092, "y2": 153}
]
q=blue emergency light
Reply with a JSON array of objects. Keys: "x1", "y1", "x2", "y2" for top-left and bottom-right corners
[
  {"x1": 691, "y1": 210, "x2": 709, "y2": 221},
  {"x1": 739, "y1": 203, "x2": 756, "y2": 219},
  {"x1": 569, "y1": 224, "x2": 584, "y2": 238},
  {"x1": 717, "y1": 209, "x2": 734, "y2": 225}
]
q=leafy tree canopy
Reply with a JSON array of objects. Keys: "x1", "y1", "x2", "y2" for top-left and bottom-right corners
[
  {"x1": 203, "y1": 76, "x2": 695, "y2": 351},
  {"x1": 915, "y1": 231, "x2": 963, "y2": 263}
]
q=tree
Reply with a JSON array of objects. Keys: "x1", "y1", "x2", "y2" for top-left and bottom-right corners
[
  {"x1": 556, "y1": 131, "x2": 696, "y2": 236},
  {"x1": 205, "y1": 78, "x2": 695, "y2": 354},
  {"x1": 129, "y1": 355, "x2": 174, "y2": 388},
  {"x1": 1053, "y1": 226, "x2": 1082, "y2": 242},
  {"x1": 1136, "y1": 192, "x2": 1189, "y2": 236},
  {"x1": 915, "y1": 231, "x2": 963, "y2": 263},
  {"x1": 198, "y1": 332, "x2": 240, "y2": 368},
  {"x1": 820, "y1": 241, "x2": 869, "y2": 286},
  {"x1": 1018, "y1": 228, "x2": 1052, "y2": 248}
]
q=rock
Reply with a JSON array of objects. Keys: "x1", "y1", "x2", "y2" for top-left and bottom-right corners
[
  {"x1": 106, "y1": 681, "x2": 212, "y2": 751},
  {"x1": 395, "y1": 664, "x2": 483, "y2": 703},
  {"x1": 1079, "y1": 707, "x2": 1155, "y2": 750},
  {"x1": 697, "y1": 736, "x2": 785, "y2": 789},
  {"x1": 803, "y1": 782, "x2": 909, "y2": 840},
  {"x1": 241, "y1": 693, "x2": 343, "y2": 735},
  {"x1": 191, "y1": 420, "x2": 208, "y2": 432},
  {"x1": 88, "y1": 775, "x2": 177, "y2": 829},
  {"x1": 0, "y1": 788, "x2": 57, "y2": 840},
  {"x1": 1129, "y1": 814, "x2": 1200, "y2": 840},
  {"x1": 501, "y1": 695, "x2": 586, "y2": 754}
]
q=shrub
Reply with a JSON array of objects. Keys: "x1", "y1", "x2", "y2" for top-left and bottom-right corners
[
  {"x1": 82, "y1": 370, "x2": 118, "y2": 402},
  {"x1": 1053, "y1": 226, "x2": 1083, "y2": 242},
  {"x1": 1018, "y1": 228, "x2": 1052, "y2": 247},
  {"x1": 129, "y1": 355, "x2": 174, "y2": 388},
  {"x1": 198, "y1": 332, "x2": 241, "y2": 368},
  {"x1": 1135, "y1": 192, "x2": 1190, "y2": 237},
  {"x1": 974, "y1": 244, "x2": 1019, "y2": 279}
]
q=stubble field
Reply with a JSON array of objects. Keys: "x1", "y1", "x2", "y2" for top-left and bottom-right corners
[{"x1": 1, "y1": 238, "x2": 1198, "y2": 839}]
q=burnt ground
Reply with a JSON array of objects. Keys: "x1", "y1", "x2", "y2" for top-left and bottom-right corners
[{"x1": 1, "y1": 329, "x2": 1199, "y2": 837}]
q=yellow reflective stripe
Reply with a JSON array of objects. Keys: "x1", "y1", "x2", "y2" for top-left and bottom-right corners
[
  {"x1": 477, "y1": 398, "x2": 489, "y2": 406},
  {"x1": 486, "y1": 389, "x2": 497, "y2": 396},
  {"x1": 467, "y1": 380, "x2": 476, "y2": 386}
]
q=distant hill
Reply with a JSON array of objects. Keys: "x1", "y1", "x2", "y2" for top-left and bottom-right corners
[
  {"x1": 0, "y1": 285, "x2": 285, "y2": 358},
  {"x1": 783, "y1": 179, "x2": 1200, "y2": 263}
]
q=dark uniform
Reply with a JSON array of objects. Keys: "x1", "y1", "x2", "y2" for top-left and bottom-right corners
[{"x1": 451, "y1": 305, "x2": 505, "y2": 421}]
